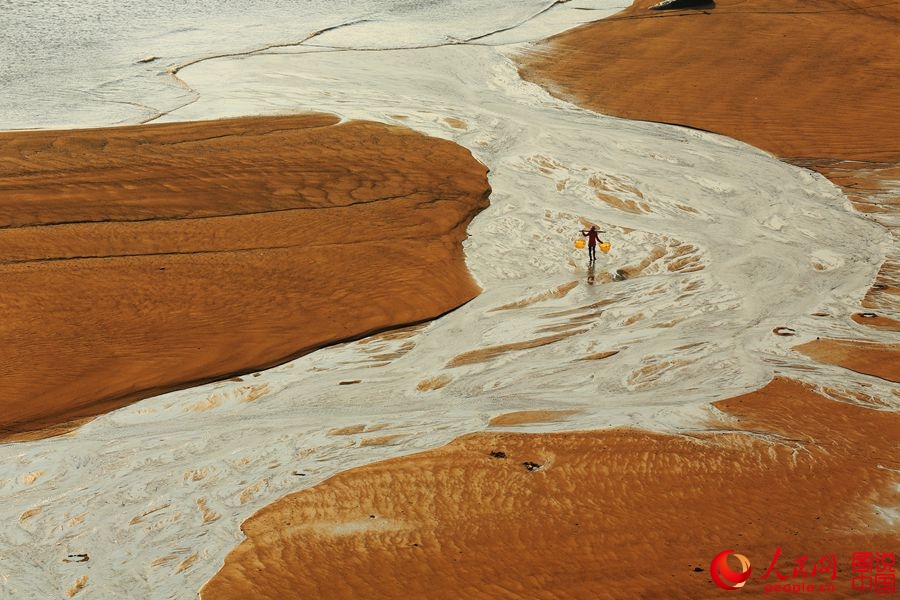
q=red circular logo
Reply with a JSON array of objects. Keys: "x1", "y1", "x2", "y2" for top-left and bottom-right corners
[{"x1": 711, "y1": 550, "x2": 752, "y2": 590}]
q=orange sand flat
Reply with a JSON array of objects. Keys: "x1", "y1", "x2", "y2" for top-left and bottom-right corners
[
  {"x1": 805, "y1": 160, "x2": 900, "y2": 314},
  {"x1": 490, "y1": 281, "x2": 579, "y2": 311},
  {"x1": 488, "y1": 409, "x2": 579, "y2": 427},
  {"x1": 851, "y1": 312, "x2": 900, "y2": 332},
  {"x1": 520, "y1": 0, "x2": 900, "y2": 360},
  {"x1": 0, "y1": 115, "x2": 490, "y2": 440},
  {"x1": 794, "y1": 339, "x2": 900, "y2": 383},
  {"x1": 580, "y1": 349, "x2": 620, "y2": 361},
  {"x1": 519, "y1": 0, "x2": 900, "y2": 163},
  {"x1": 445, "y1": 329, "x2": 588, "y2": 368},
  {"x1": 201, "y1": 378, "x2": 899, "y2": 599},
  {"x1": 200, "y1": 5, "x2": 900, "y2": 597}
]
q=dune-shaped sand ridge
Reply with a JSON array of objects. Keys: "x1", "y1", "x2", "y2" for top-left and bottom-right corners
[
  {"x1": 0, "y1": 114, "x2": 490, "y2": 440},
  {"x1": 200, "y1": 378, "x2": 899, "y2": 599},
  {"x1": 519, "y1": 0, "x2": 900, "y2": 163},
  {"x1": 197, "y1": 3, "x2": 900, "y2": 597},
  {"x1": 519, "y1": 0, "x2": 900, "y2": 374},
  {"x1": 2, "y1": 2, "x2": 897, "y2": 596}
]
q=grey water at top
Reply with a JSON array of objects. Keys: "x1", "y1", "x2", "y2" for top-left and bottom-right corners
[{"x1": 0, "y1": 0, "x2": 558, "y2": 130}]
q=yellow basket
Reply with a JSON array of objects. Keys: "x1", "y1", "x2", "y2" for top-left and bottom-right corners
[
  {"x1": 574, "y1": 239, "x2": 586, "y2": 249},
  {"x1": 599, "y1": 242, "x2": 611, "y2": 253}
]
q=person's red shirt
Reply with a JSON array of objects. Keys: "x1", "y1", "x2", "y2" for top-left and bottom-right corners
[{"x1": 582, "y1": 229, "x2": 601, "y2": 246}]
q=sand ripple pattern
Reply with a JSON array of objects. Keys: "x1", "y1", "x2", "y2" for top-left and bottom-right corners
[{"x1": 0, "y1": 2, "x2": 897, "y2": 598}]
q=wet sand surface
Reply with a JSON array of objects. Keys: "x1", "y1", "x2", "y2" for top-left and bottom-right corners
[
  {"x1": 0, "y1": 114, "x2": 490, "y2": 440},
  {"x1": 851, "y1": 312, "x2": 900, "y2": 332},
  {"x1": 198, "y1": 3, "x2": 900, "y2": 597},
  {"x1": 519, "y1": 0, "x2": 900, "y2": 374},
  {"x1": 487, "y1": 409, "x2": 580, "y2": 427},
  {"x1": 518, "y1": 0, "x2": 900, "y2": 163},
  {"x1": 5, "y1": 2, "x2": 899, "y2": 596},
  {"x1": 807, "y1": 160, "x2": 900, "y2": 318},
  {"x1": 794, "y1": 339, "x2": 900, "y2": 384},
  {"x1": 201, "y1": 378, "x2": 899, "y2": 599}
]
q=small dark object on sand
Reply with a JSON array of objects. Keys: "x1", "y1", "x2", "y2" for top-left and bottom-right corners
[
  {"x1": 693, "y1": 567, "x2": 704, "y2": 572},
  {"x1": 650, "y1": 0, "x2": 715, "y2": 10},
  {"x1": 773, "y1": 326, "x2": 796, "y2": 336},
  {"x1": 489, "y1": 451, "x2": 508, "y2": 459},
  {"x1": 523, "y1": 461, "x2": 541, "y2": 471},
  {"x1": 64, "y1": 554, "x2": 89, "y2": 563},
  {"x1": 612, "y1": 269, "x2": 628, "y2": 281}
]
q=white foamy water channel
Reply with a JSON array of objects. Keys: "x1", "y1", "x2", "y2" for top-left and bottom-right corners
[
  {"x1": 1, "y1": 1, "x2": 895, "y2": 598},
  {"x1": 1, "y1": 0, "x2": 580, "y2": 130}
]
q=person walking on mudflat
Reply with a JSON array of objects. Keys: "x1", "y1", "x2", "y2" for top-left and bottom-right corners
[{"x1": 580, "y1": 225, "x2": 605, "y2": 262}]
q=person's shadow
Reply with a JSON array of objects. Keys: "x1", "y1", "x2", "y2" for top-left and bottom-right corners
[{"x1": 587, "y1": 261, "x2": 596, "y2": 285}]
